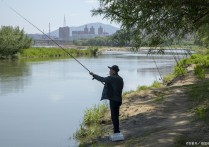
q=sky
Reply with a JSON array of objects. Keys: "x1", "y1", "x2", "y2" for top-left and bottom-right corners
[{"x1": 0, "y1": 0, "x2": 120, "y2": 34}]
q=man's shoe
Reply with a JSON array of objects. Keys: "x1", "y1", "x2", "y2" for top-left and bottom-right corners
[{"x1": 109, "y1": 133, "x2": 125, "y2": 141}]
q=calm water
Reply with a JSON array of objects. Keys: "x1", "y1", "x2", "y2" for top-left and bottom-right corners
[{"x1": 0, "y1": 52, "x2": 180, "y2": 147}]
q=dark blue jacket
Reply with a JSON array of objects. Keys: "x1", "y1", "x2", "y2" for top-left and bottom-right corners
[{"x1": 93, "y1": 74, "x2": 124, "y2": 103}]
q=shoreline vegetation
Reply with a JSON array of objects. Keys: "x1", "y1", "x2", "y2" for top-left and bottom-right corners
[
  {"x1": 74, "y1": 51, "x2": 209, "y2": 147},
  {"x1": 19, "y1": 47, "x2": 99, "y2": 59},
  {"x1": 1, "y1": 45, "x2": 208, "y2": 60}
]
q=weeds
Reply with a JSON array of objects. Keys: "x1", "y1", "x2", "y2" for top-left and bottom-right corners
[
  {"x1": 83, "y1": 103, "x2": 108, "y2": 126},
  {"x1": 151, "y1": 81, "x2": 163, "y2": 88},
  {"x1": 163, "y1": 73, "x2": 176, "y2": 85},
  {"x1": 136, "y1": 85, "x2": 149, "y2": 91},
  {"x1": 136, "y1": 81, "x2": 163, "y2": 91},
  {"x1": 194, "y1": 65, "x2": 205, "y2": 79},
  {"x1": 74, "y1": 103, "x2": 109, "y2": 145}
]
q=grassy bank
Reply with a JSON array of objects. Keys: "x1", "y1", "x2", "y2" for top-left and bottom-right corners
[
  {"x1": 74, "y1": 103, "x2": 109, "y2": 146},
  {"x1": 20, "y1": 47, "x2": 98, "y2": 59}
]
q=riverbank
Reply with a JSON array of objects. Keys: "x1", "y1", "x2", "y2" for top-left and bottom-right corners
[
  {"x1": 95, "y1": 73, "x2": 209, "y2": 147},
  {"x1": 75, "y1": 53, "x2": 209, "y2": 146},
  {"x1": 19, "y1": 47, "x2": 98, "y2": 59}
]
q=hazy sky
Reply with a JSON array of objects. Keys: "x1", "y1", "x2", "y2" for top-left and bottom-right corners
[{"x1": 0, "y1": 0, "x2": 120, "y2": 34}]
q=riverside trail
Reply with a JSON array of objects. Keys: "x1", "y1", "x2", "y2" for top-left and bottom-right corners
[{"x1": 92, "y1": 70, "x2": 209, "y2": 147}]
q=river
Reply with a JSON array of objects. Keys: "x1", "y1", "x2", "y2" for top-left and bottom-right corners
[{"x1": 0, "y1": 52, "x2": 183, "y2": 147}]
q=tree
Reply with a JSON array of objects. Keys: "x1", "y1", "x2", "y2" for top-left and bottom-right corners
[
  {"x1": 196, "y1": 24, "x2": 209, "y2": 48},
  {"x1": 91, "y1": 0, "x2": 209, "y2": 47},
  {"x1": 0, "y1": 26, "x2": 32, "y2": 58},
  {"x1": 111, "y1": 29, "x2": 131, "y2": 47}
]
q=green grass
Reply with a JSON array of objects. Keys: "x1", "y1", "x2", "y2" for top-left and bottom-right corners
[
  {"x1": 136, "y1": 85, "x2": 149, "y2": 91},
  {"x1": 187, "y1": 79, "x2": 209, "y2": 121},
  {"x1": 74, "y1": 103, "x2": 109, "y2": 145},
  {"x1": 163, "y1": 73, "x2": 176, "y2": 85},
  {"x1": 151, "y1": 81, "x2": 163, "y2": 88},
  {"x1": 20, "y1": 47, "x2": 98, "y2": 59},
  {"x1": 136, "y1": 81, "x2": 163, "y2": 92},
  {"x1": 83, "y1": 103, "x2": 108, "y2": 126}
]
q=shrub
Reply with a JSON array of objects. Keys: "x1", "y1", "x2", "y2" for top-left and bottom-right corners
[
  {"x1": 194, "y1": 65, "x2": 205, "y2": 79},
  {"x1": 83, "y1": 103, "x2": 108, "y2": 126},
  {"x1": 163, "y1": 73, "x2": 176, "y2": 84},
  {"x1": 0, "y1": 26, "x2": 31, "y2": 58},
  {"x1": 151, "y1": 81, "x2": 162, "y2": 88}
]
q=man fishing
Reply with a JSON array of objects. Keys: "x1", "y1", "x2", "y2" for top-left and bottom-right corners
[{"x1": 89, "y1": 65, "x2": 124, "y2": 141}]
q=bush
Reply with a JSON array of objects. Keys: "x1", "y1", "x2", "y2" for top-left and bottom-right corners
[
  {"x1": 0, "y1": 26, "x2": 31, "y2": 58},
  {"x1": 194, "y1": 65, "x2": 205, "y2": 79},
  {"x1": 83, "y1": 103, "x2": 108, "y2": 126},
  {"x1": 163, "y1": 73, "x2": 176, "y2": 84},
  {"x1": 151, "y1": 81, "x2": 162, "y2": 88},
  {"x1": 74, "y1": 103, "x2": 109, "y2": 145}
]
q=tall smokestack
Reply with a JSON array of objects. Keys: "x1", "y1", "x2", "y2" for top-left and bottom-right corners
[
  {"x1": 49, "y1": 23, "x2": 51, "y2": 38},
  {"x1": 63, "y1": 15, "x2": 66, "y2": 27}
]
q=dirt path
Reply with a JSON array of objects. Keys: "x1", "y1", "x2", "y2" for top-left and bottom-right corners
[{"x1": 95, "y1": 75, "x2": 204, "y2": 147}]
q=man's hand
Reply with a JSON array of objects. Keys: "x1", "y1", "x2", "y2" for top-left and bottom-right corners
[
  {"x1": 89, "y1": 72, "x2": 95, "y2": 80},
  {"x1": 89, "y1": 72, "x2": 95, "y2": 76}
]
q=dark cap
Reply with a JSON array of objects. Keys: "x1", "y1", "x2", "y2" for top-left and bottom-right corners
[{"x1": 108, "y1": 65, "x2": 120, "y2": 72}]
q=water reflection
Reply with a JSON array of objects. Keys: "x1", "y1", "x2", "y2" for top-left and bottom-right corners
[{"x1": 0, "y1": 60, "x2": 31, "y2": 95}]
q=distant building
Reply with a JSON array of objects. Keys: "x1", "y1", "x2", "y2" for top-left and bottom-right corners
[
  {"x1": 71, "y1": 25, "x2": 108, "y2": 40},
  {"x1": 59, "y1": 26, "x2": 70, "y2": 40},
  {"x1": 98, "y1": 26, "x2": 103, "y2": 35},
  {"x1": 89, "y1": 26, "x2": 95, "y2": 34},
  {"x1": 84, "y1": 25, "x2": 88, "y2": 34}
]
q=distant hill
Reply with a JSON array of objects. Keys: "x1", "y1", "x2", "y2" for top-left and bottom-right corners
[{"x1": 49, "y1": 22, "x2": 120, "y2": 37}]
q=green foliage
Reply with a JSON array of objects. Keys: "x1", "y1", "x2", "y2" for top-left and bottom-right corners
[
  {"x1": 92, "y1": 0, "x2": 209, "y2": 47},
  {"x1": 85, "y1": 46, "x2": 99, "y2": 56},
  {"x1": 73, "y1": 36, "x2": 115, "y2": 46},
  {"x1": 174, "y1": 53, "x2": 209, "y2": 78},
  {"x1": 83, "y1": 103, "x2": 108, "y2": 126},
  {"x1": 0, "y1": 26, "x2": 31, "y2": 58},
  {"x1": 174, "y1": 65, "x2": 187, "y2": 76},
  {"x1": 112, "y1": 29, "x2": 131, "y2": 47},
  {"x1": 194, "y1": 65, "x2": 205, "y2": 79},
  {"x1": 196, "y1": 23, "x2": 209, "y2": 48},
  {"x1": 187, "y1": 80, "x2": 209, "y2": 121},
  {"x1": 136, "y1": 81, "x2": 162, "y2": 91},
  {"x1": 74, "y1": 124, "x2": 104, "y2": 145},
  {"x1": 74, "y1": 103, "x2": 109, "y2": 145},
  {"x1": 151, "y1": 81, "x2": 162, "y2": 88},
  {"x1": 163, "y1": 73, "x2": 176, "y2": 85},
  {"x1": 194, "y1": 106, "x2": 209, "y2": 121},
  {"x1": 136, "y1": 85, "x2": 149, "y2": 91},
  {"x1": 20, "y1": 47, "x2": 98, "y2": 59}
]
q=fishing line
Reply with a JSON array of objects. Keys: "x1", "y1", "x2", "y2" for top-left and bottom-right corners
[
  {"x1": 1, "y1": 0, "x2": 91, "y2": 73},
  {"x1": 150, "y1": 48, "x2": 163, "y2": 81}
]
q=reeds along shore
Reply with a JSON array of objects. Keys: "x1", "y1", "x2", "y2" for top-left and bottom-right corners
[{"x1": 19, "y1": 47, "x2": 99, "y2": 59}]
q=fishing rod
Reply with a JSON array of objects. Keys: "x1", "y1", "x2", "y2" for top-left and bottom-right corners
[{"x1": 2, "y1": 0, "x2": 91, "y2": 73}]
